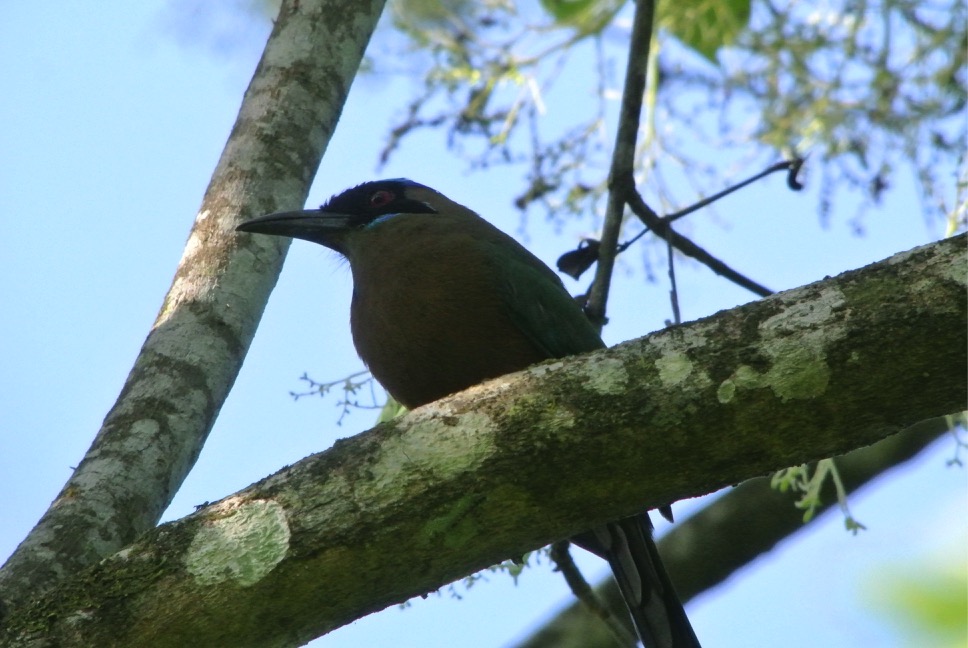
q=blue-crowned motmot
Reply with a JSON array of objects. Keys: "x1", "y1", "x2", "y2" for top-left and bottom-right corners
[{"x1": 237, "y1": 179, "x2": 701, "y2": 648}]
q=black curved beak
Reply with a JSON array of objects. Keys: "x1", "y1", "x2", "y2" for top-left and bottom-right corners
[{"x1": 236, "y1": 209, "x2": 353, "y2": 247}]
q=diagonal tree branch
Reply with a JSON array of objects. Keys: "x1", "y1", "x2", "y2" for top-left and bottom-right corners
[
  {"x1": 626, "y1": 190, "x2": 773, "y2": 297},
  {"x1": 0, "y1": 0, "x2": 387, "y2": 617},
  {"x1": 512, "y1": 416, "x2": 955, "y2": 648},
  {"x1": 1, "y1": 235, "x2": 963, "y2": 647}
]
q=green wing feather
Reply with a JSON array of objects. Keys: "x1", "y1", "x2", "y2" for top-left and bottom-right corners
[{"x1": 486, "y1": 237, "x2": 605, "y2": 359}]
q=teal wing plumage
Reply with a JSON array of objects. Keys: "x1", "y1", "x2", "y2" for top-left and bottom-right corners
[{"x1": 486, "y1": 237, "x2": 605, "y2": 359}]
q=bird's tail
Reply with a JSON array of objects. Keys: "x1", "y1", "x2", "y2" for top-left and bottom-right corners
[{"x1": 573, "y1": 513, "x2": 701, "y2": 648}]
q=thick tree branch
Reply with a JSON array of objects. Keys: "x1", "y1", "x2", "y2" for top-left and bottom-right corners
[
  {"x1": 0, "y1": 0, "x2": 386, "y2": 617},
  {"x1": 513, "y1": 417, "x2": 955, "y2": 648},
  {"x1": 1, "y1": 235, "x2": 964, "y2": 647}
]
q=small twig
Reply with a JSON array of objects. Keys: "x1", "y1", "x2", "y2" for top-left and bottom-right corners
[
  {"x1": 291, "y1": 370, "x2": 381, "y2": 425},
  {"x1": 549, "y1": 541, "x2": 636, "y2": 647},
  {"x1": 289, "y1": 369, "x2": 371, "y2": 400},
  {"x1": 626, "y1": 190, "x2": 774, "y2": 297},
  {"x1": 787, "y1": 156, "x2": 805, "y2": 190},
  {"x1": 666, "y1": 236, "x2": 682, "y2": 325},
  {"x1": 617, "y1": 158, "x2": 802, "y2": 253},
  {"x1": 562, "y1": 159, "x2": 800, "y2": 299},
  {"x1": 664, "y1": 158, "x2": 803, "y2": 225},
  {"x1": 945, "y1": 412, "x2": 968, "y2": 466}
]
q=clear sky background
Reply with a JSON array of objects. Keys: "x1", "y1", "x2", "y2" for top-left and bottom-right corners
[{"x1": 1, "y1": 3, "x2": 964, "y2": 647}]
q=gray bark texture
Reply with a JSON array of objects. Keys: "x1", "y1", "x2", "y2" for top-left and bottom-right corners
[
  {"x1": 1, "y1": 234, "x2": 964, "y2": 648},
  {"x1": 0, "y1": 0, "x2": 386, "y2": 620}
]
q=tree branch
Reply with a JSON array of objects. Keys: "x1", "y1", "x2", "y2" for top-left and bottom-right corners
[
  {"x1": 587, "y1": 0, "x2": 656, "y2": 325},
  {"x1": 0, "y1": 0, "x2": 386, "y2": 617},
  {"x1": 2, "y1": 235, "x2": 964, "y2": 647},
  {"x1": 512, "y1": 416, "x2": 955, "y2": 648},
  {"x1": 625, "y1": 191, "x2": 774, "y2": 297}
]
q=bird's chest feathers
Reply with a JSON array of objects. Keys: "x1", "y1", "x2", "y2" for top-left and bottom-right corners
[
  {"x1": 345, "y1": 224, "x2": 547, "y2": 406},
  {"x1": 349, "y1": 241, "x2": 505, "y2": 359}
]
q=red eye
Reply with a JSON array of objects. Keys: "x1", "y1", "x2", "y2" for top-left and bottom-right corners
[{"x1": 369, "y1": 190, "x2": 393, "y2": 207}]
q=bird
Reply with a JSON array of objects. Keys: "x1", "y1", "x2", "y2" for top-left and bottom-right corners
[{"x1": 237, "y1": 179, "x2": 702, "y2": 648}]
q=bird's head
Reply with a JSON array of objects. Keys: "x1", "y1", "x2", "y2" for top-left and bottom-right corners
[{"x1": 236, "y1": 179, "x2": 451, "y2": 254}]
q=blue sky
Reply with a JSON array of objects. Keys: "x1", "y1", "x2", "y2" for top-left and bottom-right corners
[{"x1": 1, "y1": 3, "x2": 964, "y2": 647}]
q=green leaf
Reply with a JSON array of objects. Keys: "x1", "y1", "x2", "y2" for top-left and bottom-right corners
[
  {"x1": 377, "y1": 396, "x2": 408, "y2": 423},
  {"x1": 659, "y1": 0, "x2": 751, "y2": 63},
  {"x1": 539, "y1": 0, "x2": 626, "y2": 35},
  {"x1": 540, "y1": 0, "x2": 596, "y2": 22},
  {"x1": 867, "y1": 554, "x2": 968, "y2": 645}
]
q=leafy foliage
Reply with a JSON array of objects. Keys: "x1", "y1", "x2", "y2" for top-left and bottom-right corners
[
  {"x1": 867, "y1": 550, "x2": 968, "y2": 645},
  {"x1": 772, "y1": 459, "x2": 866, "y2": 533},
  {"x1": 378, "y1": 0, "x2": 965, "y2": 232}
]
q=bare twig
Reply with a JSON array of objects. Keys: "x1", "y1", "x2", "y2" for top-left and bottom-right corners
[
  {"x1": 550, "y1": 542, "x2": 636, "y2": 647},
  {"x1": 666, "y1": 236, "x2": 682, "y2": 325},
  {"x1": 625, "y1": 191, "x2": 774, "y2": 297},
  {"x1": 558, "y1": 159, "x2": 799, "y2": 294},
  {"x1": 664, "y1": 159, "x2": 803, "y2": 226}
]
